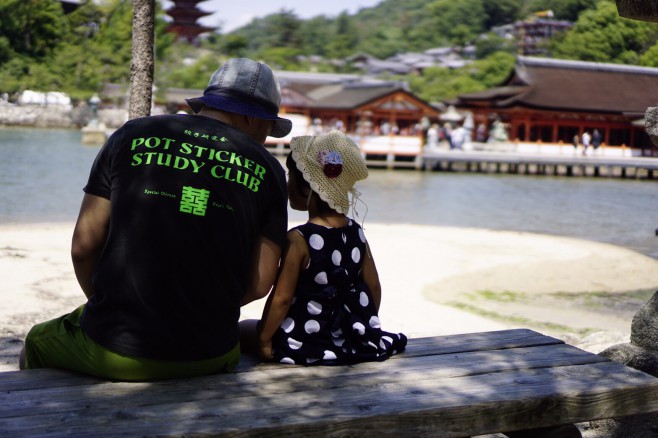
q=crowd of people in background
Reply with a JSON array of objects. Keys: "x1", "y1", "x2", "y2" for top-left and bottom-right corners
[{"x1": 573, "y1": 129, "x2": 602, "y2": 156}]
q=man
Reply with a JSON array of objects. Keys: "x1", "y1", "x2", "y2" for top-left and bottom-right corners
[{"x1": 20, "y1": 58, "x2": 291, "y2": 380}]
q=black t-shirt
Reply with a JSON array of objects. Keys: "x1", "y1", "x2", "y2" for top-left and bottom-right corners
[{"x1": 80, "y1": 114, "x2": 287, "y2": 360}]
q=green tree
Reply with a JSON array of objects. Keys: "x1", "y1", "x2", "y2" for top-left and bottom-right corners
[
  {"x1": 49, "y1": 2, "x2": 106, "y2": 95},
  {"x1": 220, "y1": 34, "x2": 249, "y2": 57},
  {"x1": 527, "y1": 0, "x2": 598, "y2": 21},
  {"x1": 163, "y1": 53, "x2": 219, "y2": 90},
  {"x1": 475, "y1": 33, "x2": 516, "y2": 60},
  {"x1": 428, "y1": 0, "x2": 487, "y2": 45},
  {"x1": 298, "y1": 16, "x2": 333, "y2": 56},
  {"x1": 0, "y1": 0, "x2": 68, "y2": 59},
  {"x1": 640, "y1": 43, "x2": 658, "y2": 67},
  {"x1": 408, "y1": 51, "x2": 515, "y2": 102},
  {"x1": 482, "y1": 0, "x2": 523, "y2": 29},
  {"x1": 326, "y1": 12, "x2": 359, "y2": 58},
  {"x1": 550, "y1": 1, "x2": 658, "y2": 63},
  {"x1": 257, "y1": 46, "x2": 303, "y2": 70},
  {"x1": 470, "y1": 51, "x2": 516, "y2": 87},
  {"x1": 409, "y1": 66, "x2": 483, "y2": 102}
]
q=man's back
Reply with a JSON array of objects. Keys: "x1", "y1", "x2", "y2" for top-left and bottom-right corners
[{"x1": 80, "y1": 114, "x2": 287, "y2": 361}]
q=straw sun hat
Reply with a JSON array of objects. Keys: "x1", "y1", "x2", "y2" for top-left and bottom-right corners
[{"x1": 290, "y1": 130, "x2": 368, "y2": 214}]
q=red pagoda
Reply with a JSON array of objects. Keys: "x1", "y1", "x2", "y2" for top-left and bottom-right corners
[{"x1": 166, "y1": 0, "x2": 216, "y2": 43}]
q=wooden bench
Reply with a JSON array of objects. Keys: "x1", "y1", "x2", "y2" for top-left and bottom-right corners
[{"x1": 2, "y1": 328, "x2": 657, "y2": 437}]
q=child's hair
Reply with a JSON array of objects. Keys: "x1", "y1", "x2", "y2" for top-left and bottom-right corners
[
  {"x1": 286, "y1": 154, "x2": 334, "y2": 214},
  {"x1": 288, "y1": 130, "x2": 368, "y2": 215}
]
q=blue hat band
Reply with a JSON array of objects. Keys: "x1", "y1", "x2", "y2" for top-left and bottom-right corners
[{"x1": 196, "y1": 94, "x2": 278, "y2": 120}]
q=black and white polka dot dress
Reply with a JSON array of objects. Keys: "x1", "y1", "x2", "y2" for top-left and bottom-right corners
[{"x1": 271, "y1": 220, "x2": 407, "y2": 365}]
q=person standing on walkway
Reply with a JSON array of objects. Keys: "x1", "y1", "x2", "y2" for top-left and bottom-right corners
[
  {"x1": 20, "y1": 58, "x2": 291, "y2": 381},
  {"x1": 581, "y1": 131, "x2": 591, "y2": 156},
  {"x1": 572, "y1": 133, "x2": 579, "y2": 154},
  {"x1": 592, "y1": 129, "x2": 602, "y2": 154}
]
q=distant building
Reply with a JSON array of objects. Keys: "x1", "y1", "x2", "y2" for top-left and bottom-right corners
[
  {"x1": 453, "y1": 56, "x2": 657, "y2": 154},
  {"x1": 165, "y1": 0, "x2": 215, "y2": 43},
  {"x1": 165, "y1": 70, "x2": 439, "y2": 135},
  {"x1": 493, "y1": 10, "x2": 573, "y2": 56},
  {"x1": 515, "y1": 19, "x2": 572, "y2": 56},
  {"x1": 348, "y1": 47, "x2": 472, "y2": 76}
]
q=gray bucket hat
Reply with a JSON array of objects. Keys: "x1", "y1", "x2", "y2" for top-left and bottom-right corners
[{"x1": 186, "y1": 58, "x2": 292, "y2": 138}]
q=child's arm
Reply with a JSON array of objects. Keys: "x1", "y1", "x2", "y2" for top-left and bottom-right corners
[
  {"x1": 258, "y1": 230, "x2": 308, "y2": 360},
  {"x1": 362, "y1": 241, "x2": 382, "y2": 312}
]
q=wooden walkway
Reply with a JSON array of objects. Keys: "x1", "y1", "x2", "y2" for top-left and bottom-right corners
[
  {"x1": 266, "y1": 135, "x2": 658, "y2": 177},
  {"x1": 2, "y1": 329, "x2": 658, "y2": 437},
  {"x1": 422, "y1": 149, "x2": 658, "y2": 179}
]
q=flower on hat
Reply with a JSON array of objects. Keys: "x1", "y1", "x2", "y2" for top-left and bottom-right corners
[{"x1": 318, "y1": 150, "x2": 343, "y2": 178}]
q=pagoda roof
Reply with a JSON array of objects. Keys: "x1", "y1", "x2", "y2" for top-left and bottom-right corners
[{"x1": 167, "y1": 7, "x2": 213, "y2": 19}]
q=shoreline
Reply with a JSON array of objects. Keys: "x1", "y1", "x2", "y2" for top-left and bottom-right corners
[{"x1": 2, "y1": 222, "x2": 658, "y2": 372}]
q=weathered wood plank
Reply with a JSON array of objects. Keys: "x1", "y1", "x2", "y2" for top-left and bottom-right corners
[
  {"x1": 394, "y1": 328, "x2": 565, "y2": 359},
  {"x1": 235, "y1": 328, "x2": 565, "y2": 370},
  {"x1": 1, "y1": 361, "x2": 657, "y2": 437},
  {"x1": 0, "y1": 368, "x2": 102, "y2": 392},
  {"x1": 0, "y1": 329, "x2": 560, "y2": 391},
  {"x1": 0, "y1": 343, "x2": 605, "y2": 416},
  {"x1": 1, "y1": 329, "x2": 655, "y2": 438}
]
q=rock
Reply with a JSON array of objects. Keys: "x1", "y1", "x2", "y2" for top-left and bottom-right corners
[
  {"x1": 0, "y1": 105, "x2": 76, "y2": 128},
  {"x1": 584, "y1": 413, "x2": 658, "y2": 438},
  {"x1": 645, "y1": 108, "x2": 658, "y2": 147},
  {"x1": 575, "y1": 331, "x2": 629, "y2": 354},
  {"x1": 630, "y1": 291, "x2": 658, "y2": 351},
  {"x1": 0, "y1": 105, "x2": 128, "y2": 129},
  {"x1": 599, "y1": 343, "x2": 658, "y2": 377}
]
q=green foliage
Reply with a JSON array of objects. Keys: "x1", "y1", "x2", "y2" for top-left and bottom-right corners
[
  {"x1": 0, "y1": 55, "x2": 30, "y2": 93},
  {"x1": 0, "y1": 0, "x2": 68, "y2": 59},
  {"x1": 326, "y1": 12, "x2": 359, "y2": 58},
  {"x1": 0, "y1": 0, "x2": 174, "y2": 98},
  {"x1": 219, "y1": 34, "x2": 249, "y2": 57},
  {"x1": 428, "y1": 0, "x2": 488, "y2": 44},
  {"x1": 482, "y1": 0, "x2": 524, "y2": 29},
  {"x1": 550, "y1": 1, "x2": 658, "y2": 63},
  {"x1": 475, "y1": 33, "x2": 516, "y2": 58},
  {"x1": 526, "y1": 0, "x2": 598, "y2": 21},
  {"x1": 408, "y1": 51, "x2": 516, "y2": 102},
  {"x1": 640, "y1": 43, "x2": 658, "y2": 67},
  {"x1": 162, "y1": 53, "x2": 219, "y2": 90},
  {"x1": 2, "y1": 0, "x2": 658, "y2": 105},
  {"x1": 297, "y1": 16, "x2": 333, "y2": 56}
]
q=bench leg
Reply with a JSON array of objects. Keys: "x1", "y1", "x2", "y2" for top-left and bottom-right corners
[{"x1": 503, "y1": 424, "x2": 581, "y2": 438}]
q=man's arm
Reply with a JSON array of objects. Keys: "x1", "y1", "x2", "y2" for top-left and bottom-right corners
[
  {"x1": 71, "y1": 193, "x2": 111, "y2": 299},
  {"x1": 241, "y1": 236, "x2": 282, "y2": 306}
]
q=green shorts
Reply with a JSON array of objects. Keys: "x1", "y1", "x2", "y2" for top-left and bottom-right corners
[{"x1": 23, "y1": 305, "x2": 240, "y2": 381}]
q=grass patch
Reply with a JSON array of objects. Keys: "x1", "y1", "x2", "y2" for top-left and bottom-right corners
[
  {"x1": 548, "y1": 289, "x2": 654, "y2": 313},
  {"x1": 447, "y1": 301, "x2": 597, "y2": 337},
  {"x1": 466, "y1": 290, "x2": 527, "y2": 303},
  {"x1": 551, "y1": 289, "x2": 654, "y2": 301}
]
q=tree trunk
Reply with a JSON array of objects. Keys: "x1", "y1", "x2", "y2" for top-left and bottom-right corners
[{"x1": 128, "y1": 0, "x2": 155, "y2": 120}]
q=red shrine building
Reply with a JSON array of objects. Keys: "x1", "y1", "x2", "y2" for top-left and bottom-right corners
[
  {"x1": 453, "y1": 56, "x2": 658, "y2": 155},
  {"x1": 165, "y1": 0, "x2": 215, "y2": 43}
]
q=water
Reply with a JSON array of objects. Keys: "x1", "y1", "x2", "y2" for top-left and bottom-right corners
[
  {"x1": 2, "y1": 128, "x2": 657, "y2": 259},
  {"x1": 0, "y1": 128, "x2": 99, "y2": 223}
]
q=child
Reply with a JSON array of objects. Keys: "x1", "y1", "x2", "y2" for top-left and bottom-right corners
[{"x1": 255, "y1": 130, "x2": 407, "y2": 365}]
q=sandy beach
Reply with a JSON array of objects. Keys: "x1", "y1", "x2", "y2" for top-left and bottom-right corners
[{"x1": 2, "y1": 221, "x2": 658, "y2": 372}]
